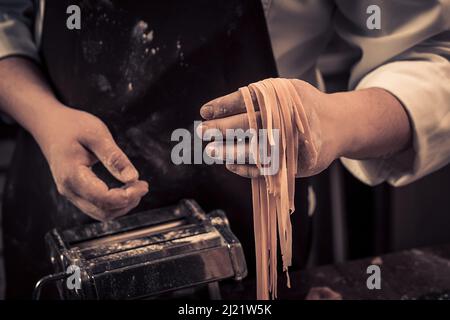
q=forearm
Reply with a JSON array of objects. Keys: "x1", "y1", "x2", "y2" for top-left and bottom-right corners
[
  {"x1": 0, "y1": 57, "x2": 65, "y2": 142},
  {"x1": 326, "y1": 88, "x2": 412, "y2": 160}
]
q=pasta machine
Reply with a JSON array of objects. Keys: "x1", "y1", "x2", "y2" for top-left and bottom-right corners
[{"x1": 35, "y1": 199, "x2": 247, "y2": 299}]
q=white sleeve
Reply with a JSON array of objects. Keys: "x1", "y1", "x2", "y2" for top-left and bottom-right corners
[
  {"x1": 341, "y1": 39, "x2": 450, "y2": 186},
  {"x1": 0, "y1": 0, "x2": 39, "y2": 62},
  {"x1": 334, "y1": 0, "x2": 450, "y2": 186}
]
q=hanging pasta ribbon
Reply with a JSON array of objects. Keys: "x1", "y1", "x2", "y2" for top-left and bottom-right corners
[{"x1": 239, "y1": 78, "x2": 318, "y2": 300}]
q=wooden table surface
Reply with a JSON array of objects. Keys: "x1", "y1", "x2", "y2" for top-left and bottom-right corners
[{"x1": 221, "y1": 243, "x2": 450, "y2": 300}]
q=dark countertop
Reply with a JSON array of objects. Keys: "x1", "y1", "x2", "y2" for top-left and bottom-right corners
[{"x1": 221, "y1": 243, "x2": 450, "y2": 300}]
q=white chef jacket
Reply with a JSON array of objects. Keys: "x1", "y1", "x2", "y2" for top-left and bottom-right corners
[{"x1": 1, "y1": 0, "x2": 450, "y2": 187}]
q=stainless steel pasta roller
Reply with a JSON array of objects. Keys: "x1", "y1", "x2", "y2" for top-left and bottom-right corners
[{"x1": 35, "y1": 199, "x2": 247, "y2": 299}]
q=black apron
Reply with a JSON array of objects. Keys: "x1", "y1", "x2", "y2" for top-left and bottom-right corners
[{"x1": 3, "y1": 0, "x2": 312, "y2": 298}]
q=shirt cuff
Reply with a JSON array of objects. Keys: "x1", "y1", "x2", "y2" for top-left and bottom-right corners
[
  {"x1": 341, "y1": 58, "x2": 450, "y2": 186},
  {"x1": 0, "y1": 16, "x2": 39, "y2": 62}
]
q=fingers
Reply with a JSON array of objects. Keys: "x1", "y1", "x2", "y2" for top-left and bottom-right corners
[
  {"x1": 226, "y1": 164, "x2": 261, "y2": 179},
  {"x1": 81, "y1": 131, "x2": 139, "y2": 184},
  {"x1": 199, "y1": 86, "x2": 264, "y2": 180},
  {"x1": 200, "y1": 89, "x2": 259, "y2": 120},
  {"x1": 59, "y1": 165, "x2": 148, "y2": 220},
  {"x1": 65, "y1": 189, "x2": 142, "y2": 221},
  {"x1": 68, "y1": 166, "x2": 124, "y2": 209},
  {"x1": 205, "y1": 142, "x2": 255, "y2": 164},
  {"x1": 198, "y1": 112, "x2": 261, "y2": 138}
]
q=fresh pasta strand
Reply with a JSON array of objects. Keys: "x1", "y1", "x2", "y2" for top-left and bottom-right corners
[{"x1": 239, "y1": 79, "x2": 317, "y2": 300}]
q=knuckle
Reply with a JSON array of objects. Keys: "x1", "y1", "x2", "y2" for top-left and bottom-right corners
[
  {"x1": 56, "y1": 176, "x2": 71, "y2": 195},
  {"x1": 84, "y1": 112, "x2": 103, "y2": 126},
  {"x1": 214, "y1": 104, "x2": 227, "y2": 118},
  {"x1": 107, "y1": 150, "x2": 125, "y2": 169},
  {"x1": 56, "y1": 184, "x2": 67, "y2": 196},
  {"x1": 214, "y1": 121, "x2": 225, "y2": 134}
]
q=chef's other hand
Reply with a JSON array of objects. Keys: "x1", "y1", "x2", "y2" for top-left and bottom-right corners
[{"x1": 35, "y1": 106, "x2": 148, "y2": 221}]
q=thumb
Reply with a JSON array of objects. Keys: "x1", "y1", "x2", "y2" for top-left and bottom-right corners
[{"x1": 82, "y1": 131, "x2": 139, "y2": 183}]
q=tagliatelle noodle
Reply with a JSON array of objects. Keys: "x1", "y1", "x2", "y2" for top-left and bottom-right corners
[{"x1": 239, "y1": 78, "x2": 318, "y2": 300}]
